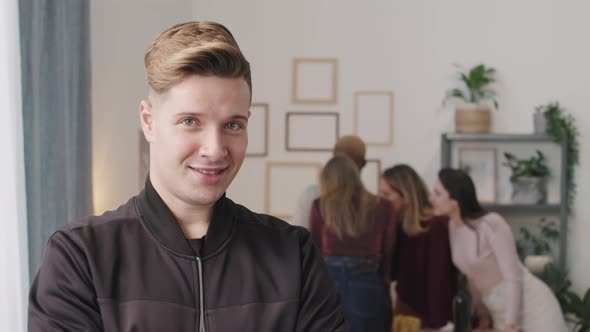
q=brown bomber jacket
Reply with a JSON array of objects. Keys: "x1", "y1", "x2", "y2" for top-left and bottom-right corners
[{"x1": 28, "y1": 178, "x2": 347, "y2": 331}]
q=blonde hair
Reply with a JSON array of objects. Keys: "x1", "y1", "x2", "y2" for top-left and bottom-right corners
[
  {"x1": 319, "y1": 156, "x2": 378, "y2": 238},
  {"x1": 382, "y1": 164, "x2": 433, "y2": 236},
  {"x1": 144, "y1": 21, "x2": 251, "y2": 95}
]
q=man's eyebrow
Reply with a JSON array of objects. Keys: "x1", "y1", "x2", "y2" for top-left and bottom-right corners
[
  {"x1": 174, "y1": 112, "x2": 202, "y2": 118},
  {"x1": 173, "y1": 113, "x2": 248, "y2": 122},
  {"x1": 228, "y1": 115, "x2": 249, "y2": 122}
]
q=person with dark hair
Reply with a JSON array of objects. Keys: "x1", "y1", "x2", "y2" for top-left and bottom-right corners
[
  {"x1": 379, "y1": 164, "x2": 455, "y2": 329},
  {"x1": 28, "y1": 21, "x2": 347, "y2": 331},
  {"x1": 430, "y1": 168, "x2": 567, "y2": 332},
  {"x1": 310, "y1": 156, "x2": 397, "y2": 332}
]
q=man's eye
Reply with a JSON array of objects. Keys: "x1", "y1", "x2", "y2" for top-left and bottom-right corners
[
  {"x1": 225, "y1": 122, "x2": 242, "y2": 130},
  {"x1": 183, "y1": 119, "x2": 196, "y2": 127}
]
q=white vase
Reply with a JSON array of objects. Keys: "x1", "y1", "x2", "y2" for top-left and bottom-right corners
[
  {"x1": 525, "y1": 255, "x2": 553, "y2": 274},
  {"x1": 511, "y1": 176, "x2": 547, "y2": 204}
]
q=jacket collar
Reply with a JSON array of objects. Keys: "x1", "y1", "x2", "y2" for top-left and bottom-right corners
[{"x1": 137, "y1": 176, "x2": 236, "y2": 258}]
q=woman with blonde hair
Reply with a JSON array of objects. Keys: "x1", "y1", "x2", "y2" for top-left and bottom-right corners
[
  {"x1": 379, "y1": 164, "x2": 455, "y2": 329},
  {"x1": 310, "y1": 156, "x2": 397, "y2": 332}
]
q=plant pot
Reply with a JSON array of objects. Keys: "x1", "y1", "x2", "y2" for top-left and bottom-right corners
[
  {"x1": 534, "y1": 111, "x2": 547, "y2": 134},
  {"x1": 455, "y1": 104, "x2": 491, "y2": 133},
  {"x1": 511, "y1": 176, "x2": 547, "y2": 204},
  {"x1": 524, "y1": 255, "x2": 553, "y2": 274}
]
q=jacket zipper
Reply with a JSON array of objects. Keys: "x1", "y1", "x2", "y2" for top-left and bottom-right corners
[{"x1": 196, "y1": 257, "x2": 206, "y2": 332}]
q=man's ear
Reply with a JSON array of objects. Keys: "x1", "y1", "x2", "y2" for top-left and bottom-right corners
[{"x1": 139, "y1": 99, "x2": 154, "y2": 142}]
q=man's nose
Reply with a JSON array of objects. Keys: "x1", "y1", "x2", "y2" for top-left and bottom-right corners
[{"x1": 199, "y1": 128, "x2": 227, "y2": 160}]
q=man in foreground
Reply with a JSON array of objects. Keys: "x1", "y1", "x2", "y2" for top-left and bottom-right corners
[{"x1": 29, "y1": 21, "x2": 347, "y2": 331}]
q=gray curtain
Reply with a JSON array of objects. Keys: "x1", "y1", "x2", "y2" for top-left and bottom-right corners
[{"x1": 19, "y1": 0, "x2": 93, "y2": 279}]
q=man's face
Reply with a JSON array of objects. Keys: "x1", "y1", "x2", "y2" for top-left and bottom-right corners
[{"x1": 140, "y1": 75, "x2": 251, "y2": 209}]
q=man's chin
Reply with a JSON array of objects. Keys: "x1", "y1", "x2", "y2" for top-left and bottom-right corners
[{"x1": 189, "y1": 191, "x2": 225, "y2": 207}]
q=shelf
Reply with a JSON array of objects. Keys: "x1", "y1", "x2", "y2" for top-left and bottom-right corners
[
  {"x1": 481, "y1": 203, "x2": 561, "y2": 214},
  {"x1": 441, "y1": 132, "x2": 568, "y2": 271},
  {"x1": 443, "y1": 133, "x2": 555, "y2": 143}
]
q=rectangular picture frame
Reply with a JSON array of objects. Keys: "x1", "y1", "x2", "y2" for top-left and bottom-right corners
[
  {"x1": 458, "y1": 147, "x2": 497, "y2": 203},
  {"x1": 353, "y1": 91, "x2": 394, "y2": 146},
  {"x1": 265, "y1": 161, "x2": 323, "y2": 220},
  {"x1": 285, "y1": 112, "x2": 340, "y2": 152},
  {"x1": 292, "y1": 57, "x2": 338, "y2": 104},
  {"x1": 246, "y1": 102, "x2": 269, "y2": 157}
]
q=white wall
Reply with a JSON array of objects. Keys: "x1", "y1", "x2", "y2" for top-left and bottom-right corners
[
  {"x1": 91, "y1": 0, "x2": 192, "y2": 214},
  {"x1": 0, "y1": 0, "x2": 29, "y2": 330},
  {"x1": 191, "y1": 1, "x2": 590, "y2": 292}
]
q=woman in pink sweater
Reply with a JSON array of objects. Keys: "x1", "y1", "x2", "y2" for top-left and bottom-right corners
[{"x1": 430, "y1": 168, "x2": 567, "y2": 332}]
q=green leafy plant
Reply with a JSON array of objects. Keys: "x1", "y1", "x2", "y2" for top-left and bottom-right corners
[
  {"x1": 537, "y1": 101, "x2": 579, "y2": 212},
  {"x1": 502, "y1": 150, "x2": 551, "y2": 182},
  {"x1": 565, "y1": 289, "x2": 590, "y2": 332},
  {"x1": 539, "y1": 263, "x2": 590, "y2": 332},
  {"x1": 540, "y1": 263, "x2": 572, "y2": 313},
  {"x1": 444, "y1": 63, "x2": 499, "y2": 109},
  {"x1": 517, "y1": 218, "x2": 559, "y2": 258}
]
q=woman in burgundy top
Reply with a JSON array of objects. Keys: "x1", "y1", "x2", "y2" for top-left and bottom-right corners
[
  {"x1": 379, "y1": 164, "x2": 455, "y2": 329},
  {"x1": 309, "y1": 156, "x2": 397, "y2": 332}
]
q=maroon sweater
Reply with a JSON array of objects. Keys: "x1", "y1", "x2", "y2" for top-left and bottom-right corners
[
  {"x1": 392, "y1": 216, "x2": 455, "y2": 329},
  {"x1": 309, "y1": 197, "x2": 397, "y2": 282}
]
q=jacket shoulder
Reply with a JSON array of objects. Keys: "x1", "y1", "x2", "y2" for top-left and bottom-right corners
[{"x1": 55, "y1": 196, "x2": 141, "y2": 240}]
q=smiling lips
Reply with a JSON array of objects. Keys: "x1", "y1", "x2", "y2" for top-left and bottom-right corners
[
  {"x1": 195, "y1": 168, "x2": 224, "y2": 175},
  {"x1": 188, "y1": 166, "x2": 228, "y2": 182}
]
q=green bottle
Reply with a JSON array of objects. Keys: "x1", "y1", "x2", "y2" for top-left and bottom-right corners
[{"x1": 453, "y1": 273, "x2": 472, "y2": 332}]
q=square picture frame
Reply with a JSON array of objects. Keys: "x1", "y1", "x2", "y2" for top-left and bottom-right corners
[
  {"x1": 458, "y1": 147, "x2": 497, "y2": 203},
  {"x1": 292, "y1": 57, "x2": 338, "y2": 104}
]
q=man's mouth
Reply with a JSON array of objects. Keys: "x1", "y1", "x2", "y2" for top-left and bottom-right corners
[{"x1": 189, "y1": 166, "x2": 228, "y2": 175}]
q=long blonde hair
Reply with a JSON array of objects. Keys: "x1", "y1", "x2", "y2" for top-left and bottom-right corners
[
  {"x1": 382, "y1": 164, "x2": 433, "y2": 236},
  {"x1": 319, "y1": 156, "x2": 378, "y2": 238}
]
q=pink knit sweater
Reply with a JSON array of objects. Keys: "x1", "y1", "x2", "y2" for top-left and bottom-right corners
[{"x1": 448, "y1": 212, "x2": 522, "y2": 325}]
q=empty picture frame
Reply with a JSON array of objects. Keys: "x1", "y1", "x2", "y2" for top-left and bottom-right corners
[
  {"x1": 286, "y1": 112, "x2": 339, "y2": 152},
  {"x1": 354, "y1": 91, "x2": 394, "y2": 146},
  {"x1": 138, "y1": 129, "x2": 149, "y2": 188},
  {"x1": 292, "y1": 58, "x2": 338, "y2": 104},
  {"x1": 265, "y1": 161, "x2": 323, "y2": 220},
  {"x1": 246, "y1": 103, "x2": 269, "y2": 157},
  {"x1": 458, "y1": 148, "x2": 497, "y2": 203},
  {"x1": 361, "y1": 159, "x2": 382, "y2": 195}
]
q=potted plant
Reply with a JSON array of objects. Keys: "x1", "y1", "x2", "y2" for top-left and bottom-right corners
[
  {"x1": 443, "y1": 63, "x2": 499, "y2": 133},
  {"x1": 533, "y1": 102, "x2": 558, "y2": 134},
  {"x1": 517, "y1": 218, "x2": 559, "y2": 274},
  {"x1": 565, "y1": 288, "x2": 590, "y2": 332},
  {"x1": 540, "y1": 264, "x2": 590, "y2": 332},
  {"x1": 536, "y1": 101, "x2": 579, "y2": 212},
  {"x1": 503, "y1": 150, "x2": 550, "y2": 204}
]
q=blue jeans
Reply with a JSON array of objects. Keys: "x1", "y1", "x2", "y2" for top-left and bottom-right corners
[{"x1": 325, "y1": 257, "x2": 391, "y2": 332}]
